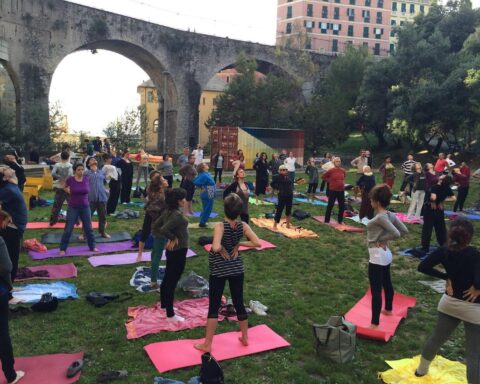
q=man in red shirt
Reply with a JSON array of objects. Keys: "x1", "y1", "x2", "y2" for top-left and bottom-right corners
[
  {"x1": 434, "y1": 153, "x2": 448, "y2": 176},
  {"x1": 321, "y1": 157, "x2": 346, "y2": 224}
]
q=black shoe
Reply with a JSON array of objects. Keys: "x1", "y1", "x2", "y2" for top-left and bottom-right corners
[
  {"x1": 66, "y1": 359, "x2": 84, "y2": 378},
  {"x1": 199, "y1": 223, "x2": 207, "y2": 228},
  {"x1": 414, "y1": 370, "x2": 425, "y2": 377}
]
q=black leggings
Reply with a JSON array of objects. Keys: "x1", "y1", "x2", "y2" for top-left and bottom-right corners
[
  {"x1": 368, "y1": 263, "x2": 394, "y2": 325},
  {"x1": 454, "y1": 186, "x2": 469, "y2": 212},
  {"x1": 324, "y1": 190, "x2": 345, "y2": 224},
  {"x1": 240, "y1": 213, "x2": 249, "y2": 224},
  {"x1": 0, "y1": 227, "x2": 21, "y2": 282},
  {"x1": 0, "y1": 290, "x2": 16, "y2": 383},
  {"x1": 421, "y1": 206, "x2": 447, "y2": 252},
  {"x1": 208, "y1": 274, "x2": 248, "y2": 321},
  {"x1": 307, "y1": 183, "x2": 318, "y2": 194},
  {"x1": 274, "y1": 195, "x2": 293, "y2": 223},
  {"x1": 106, "y1": 179, "x2": 121, "y2": 214},
  {"x1": 140, "y1": 212, "x2": 152, "y2": 243},
  {"x1": 160, "y1": 248, "x2": 187, "y2": 317},
  {"x1": 214, "y1": 168, "x2": 223, "y2": 183}
]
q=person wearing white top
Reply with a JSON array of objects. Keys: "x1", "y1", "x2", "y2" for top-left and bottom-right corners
[
  {"x1": 284, "y1": 152, "x2": 296, "y2": 183},
  {"x1": 102, "y1": 153, "x2": 121, "y2": 214},
  {"x1": 446, "y1": 154, "x2": 456, "y2": 168},
  {"x1": 192, "y1": 145, "x2": 204, "y2": 166}
]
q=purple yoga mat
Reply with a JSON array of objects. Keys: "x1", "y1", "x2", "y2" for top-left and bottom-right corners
[
  {"x1": 192, "y1": 212, "x2": 218, "y2": 218},
  {"x1": 15, "y1": 263, "x2": 78, "y2": 281},
  {"x1": 29, "y1": 241, "x2": 135, "y2": 260},
  {"x1": 88, "y1": 249, "x2": 197, "y2": 267}
]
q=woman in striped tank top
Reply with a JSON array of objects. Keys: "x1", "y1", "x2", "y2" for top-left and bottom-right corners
[{"x1": 194, "y1": 193, "x2": 260, "y2": 353}]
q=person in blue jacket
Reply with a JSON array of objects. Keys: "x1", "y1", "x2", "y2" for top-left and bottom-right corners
[{"x1": 193, "y1": 163, "x2": 216, "y2": 228}]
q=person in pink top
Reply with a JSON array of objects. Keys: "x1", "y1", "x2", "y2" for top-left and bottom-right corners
[{"x1": 434, "y1": 153, "x2": 448, "y2": 176}]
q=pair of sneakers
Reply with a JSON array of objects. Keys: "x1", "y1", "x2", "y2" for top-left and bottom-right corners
[{"x1": 249, "y1": 300, "x2": 268, "y2": 316}]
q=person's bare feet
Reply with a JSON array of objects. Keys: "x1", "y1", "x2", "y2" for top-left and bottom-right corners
[
  {"x1": 194, "y1": 343, "x2": 211, "y2": 353},
  {"x1": 90, "y1": 247, "x2": 99, "y2": 252},
  {"x1": 286, "y1": 223, "x2": 291, "y2": 229},
  {"x1": 101, "y1": 232, "x2": 111, "y2": 239},
  {"x1": 59, "y1": 250, "x2": 66, "y2": 257},
  {"x1": 382, "y1": 310, "x2": 393, "y2": 316},
  {"x1": 273, "y1": 225, "x2": 278, "y2": 231},
  {"x1": 9, "y1": 370, "x2": 25, "y2": 383},
  {"x1": 238, "y1": 336, "x2": 249, "y2": 346},
  {"x1": 150, "y1": 282, "x2": 158, "y2": 289},
  {"x1": 368, "y1": 324, "x2": 379, "y2": 329},
  {"x1": 77, "y1": 234, "x2": 85, "y2": 241}
]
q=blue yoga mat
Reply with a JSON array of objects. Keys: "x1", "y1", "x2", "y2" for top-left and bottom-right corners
[
  {"x1": 192, "y1": 212, "x2": 218, "y2": 218},
  {"x1": 12, "y1": 281, "x2": 78, "y2": 303},
  {"x1": 445, "y1": 210, "x2": 480, "y2": 221},
  {"x1": 294, "y1": 198, "x2": 327, "y2": 206}
]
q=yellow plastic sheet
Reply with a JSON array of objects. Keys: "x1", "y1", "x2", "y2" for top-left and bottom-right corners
[
  {"x1": 379, "y1": 355, "x2": 466, "y2": 384},
  {"x1": 250, "y1": 218, "x2": 318, "y2": 239}
]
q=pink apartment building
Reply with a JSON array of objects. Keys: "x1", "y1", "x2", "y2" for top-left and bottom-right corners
[{"x1": 277, "y1": 0, "x2": 392, "y2": 56}]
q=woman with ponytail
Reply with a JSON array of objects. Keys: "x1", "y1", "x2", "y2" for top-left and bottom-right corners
[{"x1": 416, "y1": 219, "x2": 480, "y2": 383}]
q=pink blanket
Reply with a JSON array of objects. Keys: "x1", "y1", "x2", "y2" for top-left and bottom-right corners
[
  {"x1": 15, "y1": 263, "x2": 78, "y2": 281},
  {"x1": 395, "y1": 212, "x2": 423, "y2": 224},
  {"x1": 145, "y1": 324, "x2": 290, "y2": 373},
  {"x1": 203, "y1": 239, "x2": 276, "y2": 253},
  {"x1": 126, "y1": 297, "x2": 229, "y2": 339}
]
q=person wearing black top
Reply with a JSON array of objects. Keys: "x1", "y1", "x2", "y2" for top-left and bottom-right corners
[
  {"x1": 3, "y1": 156, "x2": 25, "y2": 192},
  {"x1": 253, "y1": 152, "x2": 269, "y2": 204},
  {"x1": 271, "y1": 165, "x2": 294, "y2": 230},
  {"x1": 212, "y1": 150, "x2": 224, "y2": 184},
  {"x1": 357, "y1": 166, "x2": 376, "y2": 220},
  {"x1": 268, "y1": 153, "x2": 282, "y2": 179},
  {"x1": 117, "y1": 151, "x2": 134, "y2": 204},
  {"x1": 416, "y1": 219, "x2": 480, "y2": 383},
  {"x1": 421, "y1": 175, "x2": 456, "y2": 253}
]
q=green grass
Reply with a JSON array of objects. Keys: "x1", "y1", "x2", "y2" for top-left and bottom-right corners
[{"x1": 12, "y1": 173, "x2": 480, "y2": 383}]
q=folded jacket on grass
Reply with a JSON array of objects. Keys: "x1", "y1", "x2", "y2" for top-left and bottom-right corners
[
  {"x1": 379, "y1": 355, "x2": 466, "y2": 384},
  {"x1": 27, "y1": 222, "x2": 100, "y2": 229},
  {"x1": 312, "y1": 216, "x2": 366, "y2": 233},
  {"x1": 344, "y1": 290, "x2": 416, "y2": 342},
  {"x1": 29, "y1": 241, "x2": 134, "y2": 260},
  {"x1": 126, "y1": 297, "x2": 231, "y2": 339},
  {"x1": 144, "y1": 324, "x2": 290, "y2": 372},
  {"x1": 130, "y1": 266, "x2": 166, "y2": 292},
  {"x1": 88, "y1": 249, "x2": 197, "y2": 267},
  {"x1": 203, "y1": 239, "x2": 276, "y2": 253},
  {"x1": 250, "y1": 218, "x2": 318, "y2": 239},
  {"x1": 12, "y1": 281, "x2": 79, "y2": 304},
  {"x1": 41, "y1": 231, "x2": 132, "y2": 244},
  {"x1": 15, "y1": 264, "x2": 78, "y2": 281},
  {"x1": 0, "y1": 352, "x2": 84, "y2": 384}
]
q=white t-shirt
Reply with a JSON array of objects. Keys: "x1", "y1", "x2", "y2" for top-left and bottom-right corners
[
  {"x1": 193, "y1": 149, "x2": 204, "y2": 165},
  {"x1": 284, "y1": 157, "x2": 296, "y2": 172},
  {"x1": 102, "y1": 164, "x2": 119, "y2": 181},
  {"x1": 368, "y1": 247, "x2": 393, "y2": 266}
]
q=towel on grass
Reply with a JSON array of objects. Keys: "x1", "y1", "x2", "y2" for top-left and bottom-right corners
[{"x1": 12, "y1": 281, "x2": 78, "y2": 303}]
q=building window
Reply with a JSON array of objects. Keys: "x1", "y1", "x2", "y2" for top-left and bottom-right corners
[
  {"x1": 202, "y1": 97, "x2": 206, "y2": 106},
  {"x1": 332, "y1": 39, "x2": 338, "y2": 52},
  {"x1": 363, "y1": 42, "x2": 368, "y2": 48},
  {"x1": 153, "y1": 119, "x2": 159, "y2": 133},
  {"x1": 420, "y1": 5, "x2": 425, "y2": 12},
  {"x1": 374, "y1": 27, "x2": 383, "y2": 38},
  {"x1": 286, "y1": 23, "x2": 292, "y2": 34},
  {"x1": 349, "y1": 0, "x2": 355, "y2": 4},
  {"x1": 332, "y1": 23, "x2": 340, "y2": 35},
  {"x1": 305, "y1": 40, "x2": 312, "y2": 49},
  {"x1": 322, "y1": 6, "x2": 328, "y2": 17},
  {"x1": 304, "y1": 20, "x2": 315, "y2": 31},
  {"x1": 363, "y1": 26, "x2": 369, "y2": 37},
  {"x1": 373, "y1": 43, "x2": 380, "y2": 55},
  {"x1": 213, "y1": 98, "x2": 217, "y2": 106},
  {"x1": 362, "y1": 9, "x2": 370, "y2": 22},
  {"x1": 365, "y1": 0, "x2": 371, "y2": 5},
  {"x1": 400, "y1": 20, "x2": 405, "y2": 26},
  {"x1": 147, "y1": 91, "x2": 154, "y2": 103},
  {"x1": 377, "y1": 0, "x2": 383, "y2": 7},
  {"x1": 347, "y1": 40, "x2": 353, "y2": 45},
  {"x1": 347, "y1": 8, "x2": 355, "y2": 21},
  {"x1": 392, "y1": 1, "x2": 397, "y2": 11},
  {"x1": 348, "y1": 25, "x2": 354, "y2": 36},
  {"x1": 376, "y1": 11, "x2": 382, "y2": 24},
  {"x1": 287, "y1": 6, "x2": 292, "y2": 18},
  {"x1": 390, "y1": 43, "x2": 395, "y2": 53},
  {"x1": 409, "y1": 3, "x2": 415, "y2": 13},
  {"x1": 334, "y1": 7, "x2": 340, "y2": 19},
  {"x1": 307, "y1": 3, "x2": 314, "y2": 16},
  {"x1": 320, "y1": 22, "x2": 328, "y2": 33},
  {"x1": 334, "y1": 0, "x2": 340, "y2": 3},
  {"x1": 401, "y1": 3, "x2": 406, "y2": 12},
  {"x1": 390, "y1": 20, "x2": 396, "y2": 36}
]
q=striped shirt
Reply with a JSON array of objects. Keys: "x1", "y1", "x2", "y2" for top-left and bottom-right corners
[
  {"x1": 209, "y1": 221, "x2": 244, "y2": 277},
  {"x1": 401, "y1": 159, "x2": 416, "y2": 175}
]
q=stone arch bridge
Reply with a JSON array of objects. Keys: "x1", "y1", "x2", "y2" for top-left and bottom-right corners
[{"x1": 0, "y1": 0, "x2": 332, "y2": 152}]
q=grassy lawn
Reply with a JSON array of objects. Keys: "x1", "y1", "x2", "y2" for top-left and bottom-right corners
[{"x1": 11, "y1": 171, "x2": 480, "y2": 384}]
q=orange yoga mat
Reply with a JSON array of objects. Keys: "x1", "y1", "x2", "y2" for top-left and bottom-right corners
[
  {"x1": 250, "y1": 218, "x2": 318, "y2": 239},
  {"x1": 312, "y1": 216, "x2": 366, "y2": 233},
  {"x1": 27, "y1": 222, "x2": 100, "y2": 229},
  {"x1": 144, "y1": 324, "x2": 290, "y2": 373},
  {"x1": 0, "y1": 352, "x2": 84, "y2": 384},
  {"x1": 203, "y1": 239, "x2": 276, "y2": 253},
  {"x1": 344, "y1": 291, "x2": 416, "y2": 342}
]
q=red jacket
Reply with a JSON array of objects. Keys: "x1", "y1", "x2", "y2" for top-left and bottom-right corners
[
  {"x1": 434, "y1": 159, "x2": 448, "y2": 173},
  {"x1": 321, "y1": 167, "x2": 346, "y2": 191},
  {"x1": 460, "y1": 165, "x2": 471, "y2": 179}
]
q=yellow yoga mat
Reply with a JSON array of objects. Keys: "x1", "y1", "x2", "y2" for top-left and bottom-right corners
[
  {"x1": 250, "y1": 218, "x2": 318, "y2": 239},
  {"x1": 379, "y1": 355, "x2": 466, "y2": 384}
]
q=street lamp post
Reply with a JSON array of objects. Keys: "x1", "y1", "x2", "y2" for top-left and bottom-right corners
[{"x1": 163, "y1": 71, "x2": 169, "y2": 153}]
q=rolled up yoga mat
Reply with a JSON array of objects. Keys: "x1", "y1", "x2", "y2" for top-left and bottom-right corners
[{"x1": 41, "y1": 231, "x2": 132, "y2": 244}]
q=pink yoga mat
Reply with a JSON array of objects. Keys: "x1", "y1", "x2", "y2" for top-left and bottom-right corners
[
  {"x1": 27, "y1": 222, "x2": 99, "y2": 229},
  {"x1": 0, "y1": 352, "x2": 84, "y2": 384},
  {"x1": 126, "y1": 297, "x2": 231, "y2": 339},
  {"x1": 145, "y1": 324, "x2": 290, "y2": 373},
  {"x1": 344, "y1": 291, "x2": 416, "y2": 342},
  {"x1": 15, "y1": 264, "x2": 78, "y2": 281},
  {"x1": 88, "y1": 249, "x2": 197, "y2": 267},
  {"x1": 29, "y1": 241, "x2": 134, "y2": 260},
  {"x1": 202, "y1": 239, "x2": 276, "y2": 253},
  {"x1": 312, "y1": 216, "x2": 366, "y2": 233},
  {"x1": 395, "y1": 212, "x2": 423, "y2": 224}
]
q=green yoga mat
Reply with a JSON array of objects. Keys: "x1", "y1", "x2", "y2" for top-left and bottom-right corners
[{"x1": 41, "y1": 231, "x2": 132, "y2": 244}]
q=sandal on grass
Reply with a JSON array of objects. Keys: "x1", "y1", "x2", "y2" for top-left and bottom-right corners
[
  {"x1": 66, "y1": 359, "x2": 84, "y2": 378},
  {"x1": 97, "y1": 370, "x2": 128, "y2": 382}
]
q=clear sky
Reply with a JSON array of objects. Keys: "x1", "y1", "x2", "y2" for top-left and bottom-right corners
[{"x1": 49, "y1": 0, "x2": 278, "y2": 136}]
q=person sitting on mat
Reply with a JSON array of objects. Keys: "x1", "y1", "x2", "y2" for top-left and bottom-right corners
[
  {"x1": 321, "y1": 157, "x2": 346, "y2": 224},
  {"x1": 271, "y1": 165, "x2": 294, "y2": 230},
  {"x1": 59, "y1": 163, "x2": 98, "y2": 256},
  {"x1": 153, "y1": 188, "x2": 189, "y2": 322},
  {"x1": 421, "y1": 175, "x2": 456, "y2": 255},
  {"x1": 415, "y1": 219, "x2": 480, "y2": 383},
  {"x1": 193, "y1": 163, "x2": 216, "y2": 228},
  {"x1": 194, "y1": 193, "x2": 261, "y2": 353},
  {"x1": 223, "y1": 168, "x2": 252, "y2": 223},
  {"x1": 367, "y1": 184, "x2": 408, "y2": 329}
]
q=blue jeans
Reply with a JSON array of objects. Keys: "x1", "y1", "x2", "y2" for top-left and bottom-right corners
[
  {"x1": 60, "y1": 206, "x2": 96, "y2": 251},
  {"x1": 288, "y1": 171, "x2": 295, "y2": 182},
  {"x1": 200, "y1": 194, "x2": 214, "y2": 225}
]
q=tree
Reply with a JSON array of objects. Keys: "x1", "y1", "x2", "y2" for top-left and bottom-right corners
[
  {"x1": 103, "y1": 106, "x2": 147, "y2": 151},
  {"x1": 49, "y1": 100, "x2": 68, "y2": 143}
]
